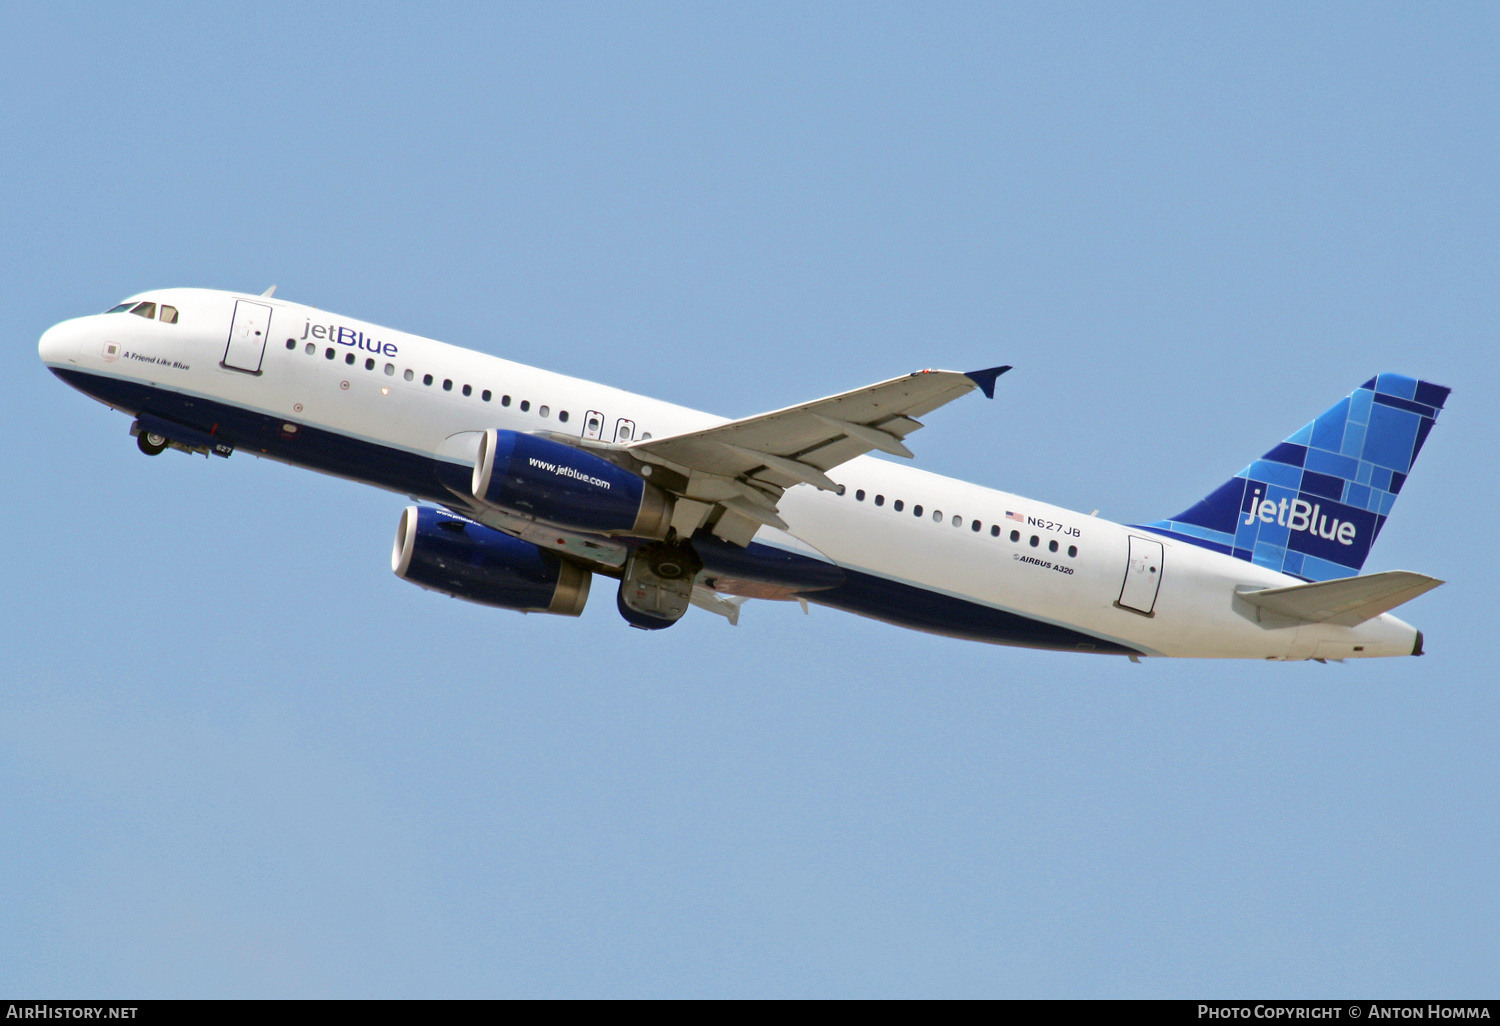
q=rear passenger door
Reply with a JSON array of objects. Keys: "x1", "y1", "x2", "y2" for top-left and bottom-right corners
[{"x1": 1117, "y1": 536, "x2": 1164, "y2": 615}]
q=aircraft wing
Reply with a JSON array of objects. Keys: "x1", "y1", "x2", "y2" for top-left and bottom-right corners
[{"x1": 625, "y1": 366, "x2": 1009, "y2": 545}]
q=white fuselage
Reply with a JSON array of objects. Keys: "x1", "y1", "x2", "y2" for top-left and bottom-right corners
[{"x1": 38, "y1": 288, "x2": 1422, "y2": 659}]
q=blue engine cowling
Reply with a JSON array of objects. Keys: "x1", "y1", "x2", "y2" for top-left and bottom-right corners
[
  {"x1": 391, "y1": 505, "x2": 591, "y2": 615},
  {"x1": 471, "y1": 429, "x2": 672, "y2": 539}
]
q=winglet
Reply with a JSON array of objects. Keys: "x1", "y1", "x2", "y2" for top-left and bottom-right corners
[
  {"x1": 261, "y1": 284, "x2": 277, "y2": 297},
  {"x1": 964, "y1": 365, "x2": 1011, "y2": 399}
]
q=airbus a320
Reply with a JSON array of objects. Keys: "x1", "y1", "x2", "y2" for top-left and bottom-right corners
[{"x1": 39, "y1": 288, "x2": 1449, "y2": 661}]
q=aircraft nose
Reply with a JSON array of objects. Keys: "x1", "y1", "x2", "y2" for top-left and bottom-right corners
[{"x1": 38, "y1": 321, "x2": 76, "y2": 364}]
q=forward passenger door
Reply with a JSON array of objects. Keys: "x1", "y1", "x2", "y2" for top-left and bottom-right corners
[{"x1": 222, "y1": 300, "x2": 272, "y2": 374}]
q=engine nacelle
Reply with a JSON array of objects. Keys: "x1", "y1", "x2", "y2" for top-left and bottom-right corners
[
  {"x1": 391, "y1": 505, "x2": 590, "y2": 615},
  {"x1": 471, "y1": 429, "x2": 672, "y2": 539}
]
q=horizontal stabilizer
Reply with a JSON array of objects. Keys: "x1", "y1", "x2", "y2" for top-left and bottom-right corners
[{"x1": 1238, "y1": 570, "x2": 1443, "y2": 627}]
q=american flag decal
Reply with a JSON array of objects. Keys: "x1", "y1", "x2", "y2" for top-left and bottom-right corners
[{"x1": 1005, "y1": 511, "x2": 1024, "y2": 522}]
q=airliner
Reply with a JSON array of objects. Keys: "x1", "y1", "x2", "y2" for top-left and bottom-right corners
[{"x1": 38, "y1": 288, "x2": 1449, "y2": 660}]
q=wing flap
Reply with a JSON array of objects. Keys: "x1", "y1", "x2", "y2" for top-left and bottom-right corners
[{"x1": 1238, "y1": 570, "x2": 1443, "y2": 626}]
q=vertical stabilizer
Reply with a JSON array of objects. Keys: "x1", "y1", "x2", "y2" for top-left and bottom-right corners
[{"x1": 1143, "y1": 374, "x2": 1450, "y2": 581}]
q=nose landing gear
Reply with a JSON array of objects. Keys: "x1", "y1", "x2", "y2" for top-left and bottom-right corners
[{"x1": 129, "y1": 417, "x2": 234, "y2": 459}]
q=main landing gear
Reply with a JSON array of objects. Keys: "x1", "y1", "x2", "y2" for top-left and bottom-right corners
[{"x1": 616, "y1": 538, "x2": 704, "y2": 631}]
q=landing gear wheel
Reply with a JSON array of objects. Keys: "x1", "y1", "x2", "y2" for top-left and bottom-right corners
[
  {"x1": 137, "y1": 432, "x2": 168, "y2": 456},
  {"x1": 643, "y1": 541, "x2": 703, "y2": 581},
  {"x1": 652, "y1": 556, "x2": 688, "y2": 579}
]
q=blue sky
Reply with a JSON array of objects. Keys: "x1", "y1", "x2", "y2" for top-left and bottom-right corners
[{"x1": 1, "y1": 2, "x2": 1495, "y2": 997}]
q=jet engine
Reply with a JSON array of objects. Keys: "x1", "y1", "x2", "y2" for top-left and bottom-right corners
[
  {"x1": 471, "y1": 429, "x2": 672, "y2": 538},
  {"x1": 391, "y1": 505, "x2": 590, "y2": 615}
]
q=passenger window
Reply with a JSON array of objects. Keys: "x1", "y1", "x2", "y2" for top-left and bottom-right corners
[
  {"x1": 462, "y1": 384, "x2": 472, "y2": 397},
  {"x1": 1067, "y1": 545, "x2": 1078, "y2": 558},
  {"x1": 1029, "y1": 535, "x2": 1039, "y2": 547},
  {"x1": 325, "y1": 348, "x2": 335, "y2": 360},
  {"x1": 971, "y1": 520, "x2": 981, "y2": 532},
  {"x1": 481, "y1": 389, "x2": 491, "y2": 401},
  {"x1": 539, "y1": 405, "x2": 549, "y2": 418},
  {"x1": 502, "y1": 395, "x2": 511, "y2": 406},
  {"x1": 129, "y1": 302, "x2": 155, "y2": 319},
  {"x1": 520, "y1": 400, "x2": 531, "y2": 412},
  {"x1": 856, "y1": 489, "x2": 865, "y2": 501},
  {"x1": 159, "y1": 305, "x2": 178, "y2": 324},
  {"x1": 385, "y1": 363, "x2": 395, "y2": 376},
  {"x1": 913, "y1": 504, "x2": 923, "y2": 517},
  {"x1": 894, "y1": 500, "x2": 904, "y2": 511},
  {"x1": 345, "y1": 353, "x2": 355, "y2": 365},
  {"x1": 1010, "y1": 530, "x2": 1020, "y2": 542},
  {"x1": 640, "y1": 433, "x2": 652, "y2": 440},
  {"x1": 932, "y1": 510, "x2": 942, "y2": 522},
  {"x1": 305, "y1": 343, "x2": 315, "y2": 355},
  {"x1": 365, "y1": 358, "x2": 375, "y2": 370},
  {"x1": 559, "y1": 410, "x2": 569, "y2": 423},
  {"x1": 953, "y1": 515, "x2": 963, "y2": 527},
  {"x1": 443, "y1": 379, "x2": 452, "y2": 391},
  {"x1": 423, "y1": 374, "x2": 433, "y2": 386},
  {"x1": 836, "y1": 484, "x2": 846, "y2": 496},
  {"x1": 1049, "y1": 540, "x2": 1058, "y2": 553},
  {"x1": 875, "y1": 495, "x2": 885, "y2": 507},
  {"x1": 989, "y1": 524, "x2": 999, "y2": 536},
  {"x1": 404, "y1": 369, "x2": 414, "y2": 381},
  {"x1": 285, "y1": 339, "x2": 295, "y2": 350}
]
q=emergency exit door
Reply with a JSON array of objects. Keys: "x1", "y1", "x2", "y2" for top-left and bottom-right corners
[
  {"x1": 223, "y1": 300, "x2": 272, "y2": 373},
  {"x1": 1118, "y1": 536, "x2": 1164, "y2": 615}
]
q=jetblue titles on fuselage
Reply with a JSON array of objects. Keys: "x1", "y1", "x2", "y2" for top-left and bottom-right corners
[{"x1": 301, "y1": 319, "x2": 399, "y2": 357}]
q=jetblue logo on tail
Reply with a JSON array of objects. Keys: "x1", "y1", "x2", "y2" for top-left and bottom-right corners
[
  {"x1": 1242, "y1": 488, "x2": 1356, "y2": 546},
  {"x1": 1140, "y1": 373, "x2": 1449, "y2": 582}
]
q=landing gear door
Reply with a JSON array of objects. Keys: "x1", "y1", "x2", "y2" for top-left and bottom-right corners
[
  {"x1": 223, "y1": 300, "x2": 272, "y2": 374},
  {"x1": 1118, "y1": 535, "x2": 1164, "y2": 615}
]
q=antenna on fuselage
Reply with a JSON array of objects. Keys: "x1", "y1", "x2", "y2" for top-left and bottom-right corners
[{"x1": 260, "y1": 285, "x2": 277, "y2": 297}]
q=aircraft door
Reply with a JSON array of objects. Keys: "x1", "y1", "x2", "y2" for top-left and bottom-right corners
[
  {"x1": 582, "y1": 410, "x2": 605, "y2": 440},
  {"x1": 1118, "y1": 536, "x2": 1164, "y2": 615},
  {"x1": 614, "y1": 418, "x2": 636, "y2": 443},
  {"x1": 223, "y1": 300, "x2": 272, "y2": 373}
]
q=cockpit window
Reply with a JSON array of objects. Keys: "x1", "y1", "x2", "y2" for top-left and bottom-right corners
[
  {"x1": 105, "y1": 302, "x2": 134, "y2": 313},
  {"x1": 129, "y1": 302, "x2": 156, "y2": 319},
  {"x1": 159, "y1": 305, "x2": 178, "y2": 324}
]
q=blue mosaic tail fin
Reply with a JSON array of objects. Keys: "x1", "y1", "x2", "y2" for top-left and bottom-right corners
[{"x1": 1144, "y1": 374, "x2": 1451, "y2": 581}]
